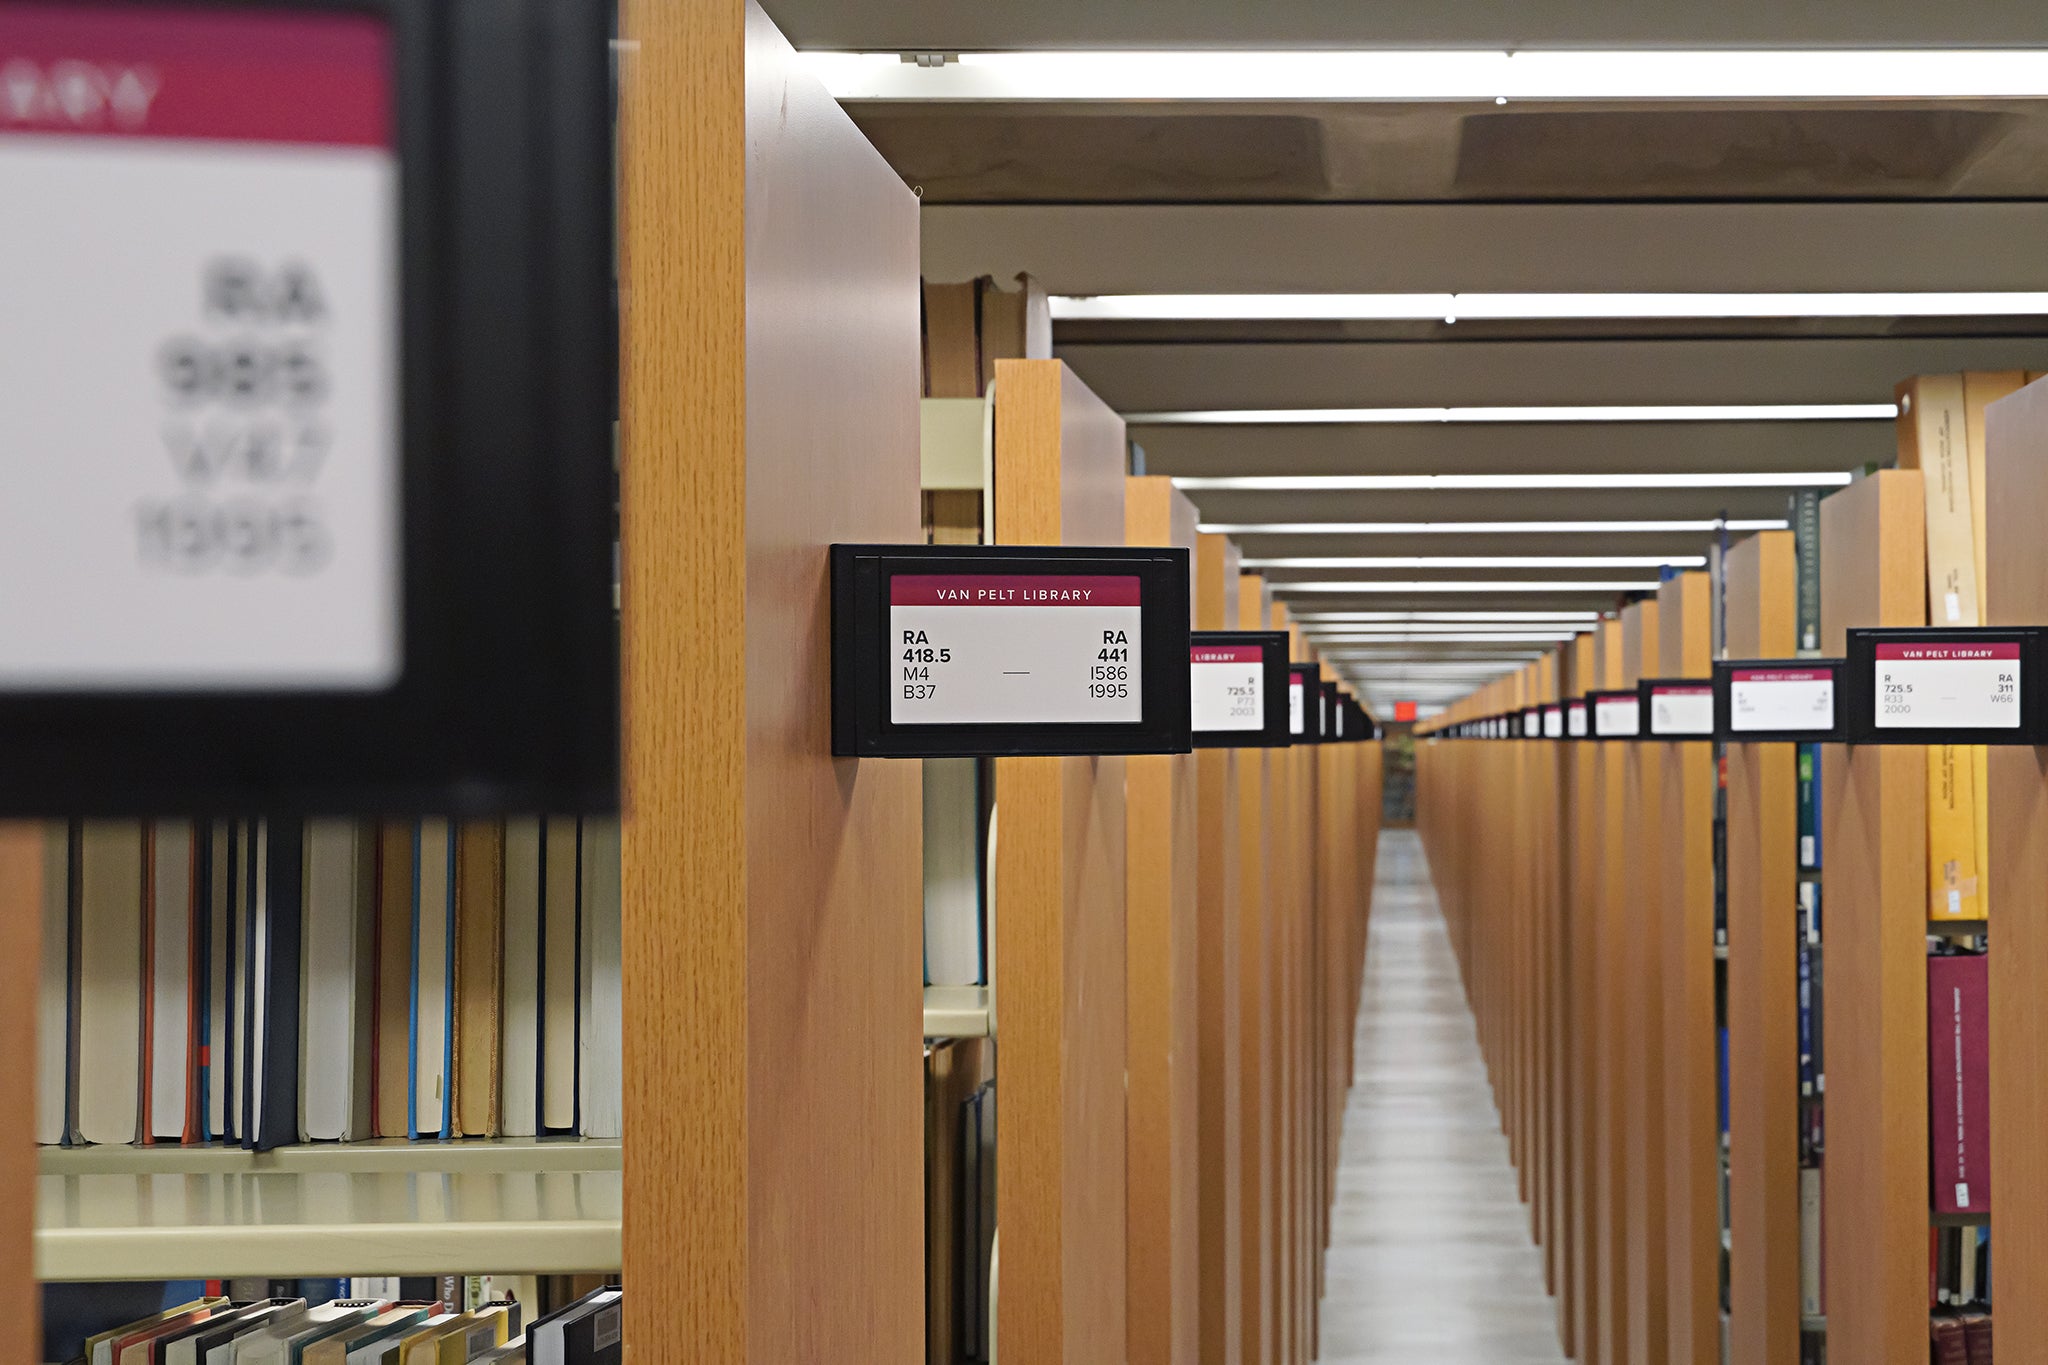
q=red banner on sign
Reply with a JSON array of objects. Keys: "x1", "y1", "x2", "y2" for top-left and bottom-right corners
[{"x1": 890, "y1": 574, "x2": 1142, "y2": 607}]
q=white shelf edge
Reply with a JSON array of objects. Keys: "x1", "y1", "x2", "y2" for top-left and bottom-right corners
[{"x1": 923, "y1": 984, "x2": 991, "y2": 1039}]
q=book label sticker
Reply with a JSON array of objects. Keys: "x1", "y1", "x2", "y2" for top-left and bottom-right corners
[
  {"x1": 1594, "y1": 694, "x2": 1640, "y2": 737},
  {"x1": 1543, "y1": 706, "x2": 1563, "y2": 739},
  {"x1": 1650, "y1": 684, "x2": 1714, "y2": 736},
  {"x1": 1567, "y1": 701, "x2": 1587, "y2": 737},
  {"x1": 1191, "y1": 643, "x2": 1265, "y2": 733},
  {"x1": 1874, "y1": 642, "x2": 2020, "y2": 730},
  {"x1": 0, "y1": 4, "x2": 401, "y2": 691},
  {"x1": 888, "y1": 574, "x2": 1143, "y2": 725},
  {"x1": 1730, "y1": 668, "x2": 1835, "y2": 733}
]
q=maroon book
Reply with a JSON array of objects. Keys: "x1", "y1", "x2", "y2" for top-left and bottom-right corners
[
  {"x1": 1928, "y1": 954, "x2": 1991, "y2": 1215},
  {"x1": 1962, "y1": 1310, "x2": 1992, "y2": 1364},
  {"x1": 1933, "y1": 1316, "x2": 1970, "y2": 1365}
]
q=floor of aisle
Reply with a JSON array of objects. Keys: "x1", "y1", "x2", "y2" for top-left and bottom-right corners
[{"x1": 1317, "y1": 830, "x2": 1569, "y2": 1364}]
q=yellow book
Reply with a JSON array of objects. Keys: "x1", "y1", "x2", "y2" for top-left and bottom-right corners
[
  {"x1": 1896, "y1": 374, "x2": 1978, "y2": 625},
  {"x1": 397, "y1": 1315, "x2": 469, "y2": 1365},
  {"x1": 1928, "y1": 744, "x2": 1981, "y2": 920}
]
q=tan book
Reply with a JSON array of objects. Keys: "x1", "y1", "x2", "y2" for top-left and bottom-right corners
[
  {"x1": 374, "y1": 822, "x2": 416, "y2": 1138},
  {"x1": 36, "y1": 822, "x2": 70, "y2": 1145},
  {"x1": 500, "y1": 820, "x2": 544, "y2": 1137},
  {"x1": 541, "y1": 818, "x2": 582, "y2": 1131},
  {"x1": 76, "y1": 820, "x2": 146, "y2": 1144},
  {"x1": 1896, "y1": 374, "x2": 1979, "y2": 625},
  {"x1": 454, "y1": 820, "x2": 505, "y2": 1137},
  {"x1": 1928, "y1": 745, "x2": 1982, "y2": 919},
  {"x1": 399, "y1": 1313, "x2": 475, "y2": 1365}
]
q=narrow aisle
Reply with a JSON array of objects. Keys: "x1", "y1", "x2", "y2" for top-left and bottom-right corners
[{"x1": 1317, "y1": 830, "x2": 1568, "y2": 1364}]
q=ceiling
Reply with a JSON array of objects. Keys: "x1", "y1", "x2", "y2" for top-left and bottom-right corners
[{"x1": 770, "y1": 4, "x2": 2048, "y2": 711}]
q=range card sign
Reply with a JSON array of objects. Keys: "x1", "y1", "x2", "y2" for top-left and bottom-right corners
[
  {"x1": 0, "y1": 3, "x2": 400, "y2": 690},
  {"x1": 1190, "y1": 641, "x2": 1264, "y2": 733},
  {"x1": 1729, "y1": 666, "x2": 1835, "y2": 734},
  {"x1": 888, "y1": 574, "x2": 1143, "y2": 725},
  {"x1": 1874, "y1": 641, "x2": 2019, "y2": 730}
]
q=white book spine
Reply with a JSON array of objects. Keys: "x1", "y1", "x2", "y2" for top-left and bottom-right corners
[
  {"x1": 36, "y1": 823, "x2": 69, "y2": 1145},
  {"x1": 149, "y1": 820, "x2": 194, "y2": 1141},
  {"x1": 499, "y1": 819, "x2": 543, "y2": 1138},
  {"x1": 247, "y1": 822, "x2": 271, "y2": 1140},
  {"x1": 76, "y1": 821, "x2": 145, "y2": 1145},
  {"x1": 579, "y1": 818, "x2": 622, "y2": 1139},
  {"x1": 540, "y1": 818, "x2": 580, "y2": 1132},
  {"x1": 412, "y1": 819, "x2": 453, "y2": 1137},
  {"x1": 205, "y1": 824, "x2": 231, "y2": 1141},
  {"x1": 300, "y1": 819, "x2": 362, "y2": 1141}
]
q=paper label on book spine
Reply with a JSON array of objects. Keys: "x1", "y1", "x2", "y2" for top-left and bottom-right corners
[
  {"x1": 888, "y1": 574, "x2": 1143, "y2": 725},
  {"x1": 592, "y1": 1305, "x2": 622, "y2": 1351},
  {"x1": 0, "y1": 4, "x2": 402, "y2": 690},
  {"x1": 1876, "y1": 642, "x2": 2019, "y2": 729},
  {"x1": 1190, "y1": 643, "x2": 1263, "y2": 732},
  {"x1": 1729, "y1": 668, "x2": 1836, "y2": 733}
]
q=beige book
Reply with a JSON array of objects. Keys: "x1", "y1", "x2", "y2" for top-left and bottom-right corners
[
  {"x1": 76, "y1": 821, "x2": 147, "y2": 1144},
  {"x1": 374, "y1": 822, "x2": 417, "y2": 1138},
  {"x1": 303, "y1": 1306, "x2": 423, "y2": 1365},
  {"x1": 454, "y1": 820, "x2": 505, "y2": 1137},
  {"x1": 36, "y1": 822, "x2": 70, "y2": 1145},
  {"x1": 1896, "y1": 374, "x2": 1979, "y2": 625},
  {"x1": 542, "y1": 818, "x2": 581, "y2": 1131},
  {"x1": 1928, "y1": 745, "x2": 1982, "y2": 919},
  {"x1": 398, "y1": 1313, "x2": 473, "y2": 1365}
]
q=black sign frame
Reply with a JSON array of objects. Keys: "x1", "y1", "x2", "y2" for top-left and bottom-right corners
[
  {"x1": 1711, "y1": 658, "x2": 1846, "y2": 743},
  {"x1": 830, "y1": 543, "x2": 1192, "y2": 759},
  {"x1": 1190, "y1": 630, "x2": 1292, "y2": 749},
  {"x1": 1588, "y1": 688, "x2": 1643, "y2": 741},
  {"x1": 0, "y1": 0, "x2": 619, "y2": 818},
  {"x1": 1842, "y1": 627, "x2": 2048, "y2": 746},
  {"x1": 1639, "y1": 677, "x2": 1717, "y2": 739},
  {"x1": 1289, "y1": 664, "x2": 1324, "y2": 742}
]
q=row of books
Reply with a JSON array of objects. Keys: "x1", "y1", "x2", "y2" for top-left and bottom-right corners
[
  {"x1": 923, "y1": 1037, "x2": 995, "y2": 1364},
  {"x1": 1930, "y1": 1308, "x2": 1995, "y2": 1365},
  {"x1": 58, "y1": 1286, "x2": 618, "y2": 1365},
  {"x1": 36, "y1": 817, "x2": 622, "y2": 1149}
]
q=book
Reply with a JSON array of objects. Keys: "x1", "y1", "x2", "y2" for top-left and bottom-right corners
[
  {"x1": 76, "y1": 820, "x2": 147, "y2": 1145},
  {"x1": 1897, "y1": 374, "x2": 1980, "y2": 626},
  {"x1": 1789, "y1": 488, "x2": 1821, "y2": 653},
  {"x1": 1929, "y1": 745, "x2": 1982, "y2": 920},
  {"x1": 1928, "y1": 953, "x2": 1991, "y2": 1214},
  {"x1": 528, "y1": 1288, "x2": 622, "y2": 1365},
  {"x1": 1796, "y1": 746, "x2": 1819, "y2": 870},
  {"x1": 579, "y1": 817, "x2": 622, "y2": 1140},
  {"x1": 501, "y1": 819, "x2": 544, "y2": 1138},
  {"x1": 1934, "y1": 1315, "x2": 1970, "y2": 1365},
  {"x1": 163, "y1": 1301, "x2": 296, "y2": 1365},
  {"x1": 37, "y1": 822, "x2": 70, "y2": 1144},
  {"x1": 192, "y1": 1299, "x2": 305, "y2": 1365},
  {"x1": 84, "y1": 1299, "x2": 224, "y2": 1365},
  {"x1": 236, "y1": 1301, "x2": 380, "y2": 1365},
  {"x1": 923, "y1": 757, "x2": 984, "y2": 986},
  {"x1": 112, "y1": 1302, "x2": 221, "y2": 1365},
  {"x1": 354, "y1": 1313, "x2": 456, "y2": 1365},
  {"x1": 411, "y1": 820, "x2": 456, "y2": 1140},
  {"x1": 249, "y1": 821, "x2": 307, "y2": 1151},
  {"x1": 201, "y1": 822, "x2": 234, "y2": 1141},
  {"x1": 303, "y1": 1306, "x2": 432, "y2": 1365},
  {"x1": 541, "y1": 818, "x2": 582, "y2": 1133},
  {"x1": 1798, "y1": 1166, "x2": 1822, "y2": 1317},
  {"x1": 145, "y1": 821, "x2": 196, "y2": 1143},
  {"x1": 1962, "y1": 1309, "x2": 1993, "y2": 1363},
  {"x1": 1796, "y1": 933, "x2": 1814, "y2": 1097},
  {"x1": 374, "y1": 822, "x2": 415, "y2": 1138},
  {"x1": 301, "y1": 820, "x2": 379, "y2": 1141},
  {"x1": 454, "y1": 820, "x2": 505, "y2": 1138}
]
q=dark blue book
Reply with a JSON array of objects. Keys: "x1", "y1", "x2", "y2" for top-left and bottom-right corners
[{"x1": 249, "y1": 822, "x2": 306, "y2": 1151}]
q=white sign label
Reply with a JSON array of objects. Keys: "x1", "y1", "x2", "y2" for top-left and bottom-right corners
[
  {"x1": 1191, "y1": 643, "x2": 1264, "y2": 732},
  {"x1": 889, "y1": 574, "x2": 1143, "y2": 725},
  {"x1": 1290, "y1": 678, "x2": 1305, "y2": 735},
  {"x1": 1729, "y1": 668, "x2": 1835, "y2": 733},
  {"x1": 1594, "y1": 694, "x2": 1641, "y2": 737},
  {"x1": 1649, "y1": 685, "x2": 1715, "y2": 736},
  {"x1": 1567, "y1": 702, "x2": 1588, "y2": 737},
  {"x1": 0, "y1": 6, "x2": 401, "y2": 690},
  {"x1": 1875, "y1": 642, "x2": 2020, "y2": 730},
  {"x1": 1522, "y1": 711, "x2": 1540, "y2": 738},
  {"x1": 1543, "y1": 707, "x2": 1564, "y2": 739}
]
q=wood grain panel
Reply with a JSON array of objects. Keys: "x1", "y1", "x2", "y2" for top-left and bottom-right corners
[
  {"x1": 1235, "y1": 574, "x2": 1274, "y2": 1365},
  {"x1": 993, "y1": 358, "x2": 1131, "y2": 1365},
  {"x1": 1720, "y1": 529, "x2": 1799, "y2": 1365},
  {"x1": 1592, "y1": 621, "x2": 1628, "y2": 1365},
  {"x1": 1656, "y1": 574, "x2": 1720, "y2": 1365},
  {"x1": 1126, "y1": 478, "x2": 1202, "y2": 1365},
  {"x1": 620, "y1": 5, "x2": 923, "y2": 1359},
  {"x1": 1271, "y1": 600, "x2": 1303, "y2": 1365},
  {"x1": 1818, "y1": 470, "x2": 1928, "y2": 1365},
  {"x1": 1986, "y1": 379, "x2": 2048, "y2": 1362},
  {"x1": 1194, "y1": 535, "x2": 1244, "y2": 1365},
  {"x1": 1621, "y1": 603, "x2": 1668, "y2": 1365},
  {"x1": 1, "y1": 824, "x2": 40, "y2": 1365},
  {"x1": 1563, "y1": 630, "x2": 1597, "y2": 1363}
]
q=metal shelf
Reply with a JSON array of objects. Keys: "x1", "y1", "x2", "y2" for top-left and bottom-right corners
[
  {"x1": 36, "y1": 1140, "x2": 621, "y2": 1281},
  {"x1": 923, "y1": 984, "x2": 991, "y2": 1039}
]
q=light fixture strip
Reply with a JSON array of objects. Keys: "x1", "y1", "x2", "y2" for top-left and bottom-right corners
[
  {"x1": 1294, "y1": 610, "x2": 1603, "y2": 622},
  {"x1": 1126, "y1": 403, "x2": 1894, "y2": 425},
  {"x1": 1200, "y1": 520, "x2": 1789, "y2": 534},
  {"x1": 1277, "y1": 580, "x2": 1663, "y2": 593},
  {"x1": 1054, "y1": 291, "x2": 2048, "y2": 321},
  {"x1": 1309, "y1": 632, "x2": 1580, "y2": 643},
  {"x1": 1243, "y1": 554, "x2": 1704, "y2": 569},
  {"x1": 1173, "y1": 473, "x2": 1852, "y2": 491},
  {"x1": 802, "y1": 50, "x2": 2048, "y2": 103}
]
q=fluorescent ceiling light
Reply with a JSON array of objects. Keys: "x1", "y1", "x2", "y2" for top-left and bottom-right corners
[
  {"x1": 1303, "y1": 620, "x2": 1596, "y2": 633},
  {"x1": 1174, "y1": 473, "x2": 1852, "y2": 491},
  {"x1": 1059, "y1": 293, "x2": 2048, "y2": 322},
  {"x1": 1204, "y1": 520, "x2": 1788, "y2": 534},
  {"x1": 802, "y1": 50, "x2": 2048, "y2": 102},
  {"x1": 1128, "y1": 404, "x2": 1893, "y2": 425},
  {"x1": 1279, "y1": 580, "x2": 1662, "y2": 593},
  {"x1": 1296, "y1": 611, "x2": 1602, "y2": 623},
  {"x1": 1244, "y1": 554, "x2": 1703, "y2": 569}
]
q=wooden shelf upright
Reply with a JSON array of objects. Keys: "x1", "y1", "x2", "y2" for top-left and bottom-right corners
[
  {"x1": 1818, "y1": 469, "x2": 1929, "y2": 1363},
  {"x1": 1986, "y1": 377, "x2": 2048, "y2": 1360},
  {"x1": 1236, "y1": 571, "x2": 1275, "y2": 1365},
  {"x1": 1655, "y1": 571, "x2": 1720, "y2": 1365},
  {"x1": 1125, "y1": 477, "x2": 1202, "y2": 1365},
  {"x1": 1721, "y1": 528, "x2": 1800, "y2": 1365},
  {"x1": 1561, "y1": 629, "x2": 1597, "y2": 1363},
  {"x1": 621, "y1": 2, "x2": 927, "y2": 1358},
  {"x1": 990, "y1": 357, "x2": 1132, "y2": 1363},
  {"x1": 1618, "y1": 600, "x2": 1668, "y2": 1365},
  {"x1": 1193, "y1": 533, "x2": 1245, "y2": 1364},
  {"x1": 1589, "y1": 617, "x2": 1629, "y2": 1365}
]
